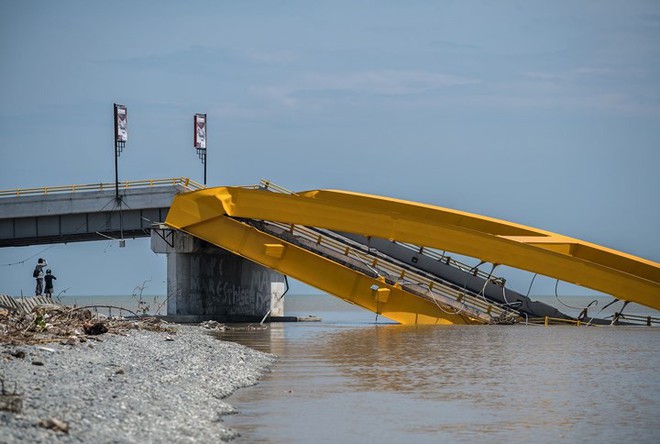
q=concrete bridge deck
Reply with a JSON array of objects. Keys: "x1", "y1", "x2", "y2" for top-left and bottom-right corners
[
  {"x1": 0, "y1": 178, "x2": 286, "y2": 322},
  {"x1": 0, "y1": 178, "x2": 203, "y2": 247}
]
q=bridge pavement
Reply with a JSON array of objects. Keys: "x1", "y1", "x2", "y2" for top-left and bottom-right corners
[{"x1": 0, "y1": 178, "x2": 199, "y2": 247}]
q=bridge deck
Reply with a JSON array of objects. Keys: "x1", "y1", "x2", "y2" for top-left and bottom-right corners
[
  {"x1": 164, "y1": 181, "x2": 660, "y2": 321},
  {"x1": 0, "y1": 178, "x2": 203, "y2": 247},
  {"x1": 3, "y1": 177, "x2": 657, "y2": 324}
]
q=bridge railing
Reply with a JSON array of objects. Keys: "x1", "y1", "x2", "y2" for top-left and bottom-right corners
[
  {"x1": 393, "y1": 241, "x2": 501, "y2": 283},
  {"x1": 251, "y1": 179, "x2": 509, "y2": 299},
  {"x1": 264, "y1": 220, "x2": 514, "y2": 322},
  {"x1": 0, "y1": 177, "x2": 205, "y2": 198},
  {"x1": 258, "y1": 179, "x2": 297, "y2": 195}
]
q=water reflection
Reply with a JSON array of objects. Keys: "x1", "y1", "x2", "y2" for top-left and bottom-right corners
[{"x1": 319, "y1": 325, "x2": 518, "y2": 400}]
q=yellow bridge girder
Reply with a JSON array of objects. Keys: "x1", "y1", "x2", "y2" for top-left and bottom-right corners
[
  {"x1": 165, "y1": 186, "x2": 660, "y2": 316},
  {"x1": 167, "y1": 214, "x2": 479, "y2": 325}
]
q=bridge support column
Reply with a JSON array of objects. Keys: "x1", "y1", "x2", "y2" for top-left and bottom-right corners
[{"x1": 151, "y1": 228, "x2": 286, "y2": 322}]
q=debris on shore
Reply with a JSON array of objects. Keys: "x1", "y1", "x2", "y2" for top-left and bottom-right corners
[
  {"x1": 0, "y1": 297, "x2": 277, "y2": 443},
  {"x1": 0, "y1": 376, "x2": 23, "y2": 414},
  {"x1": 0, "y1": 298, "x2": 174, "y2": 346}
]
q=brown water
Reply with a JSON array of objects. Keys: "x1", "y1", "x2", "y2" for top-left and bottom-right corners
[{"x1": 219, "y1": 294, "x2": 659, "y2": 443}]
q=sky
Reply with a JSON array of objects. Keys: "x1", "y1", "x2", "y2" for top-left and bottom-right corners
[{"x1": 1, "y1": 1, "x2": 658, "y2": 299}]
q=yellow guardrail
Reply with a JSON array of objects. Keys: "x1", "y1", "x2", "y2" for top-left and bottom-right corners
[
  {"x1": 0, "y1": 177, "x2": 205, "y2": 198},
  {"x1": 526, "y1": 315, "x2": 658, "y2": 327},
  {"x1": 527, "y1": 316, "x2": 582, "y2": 326},
  {"x1": 609, "y1": 313, "x2": 659, "y2": 326}
]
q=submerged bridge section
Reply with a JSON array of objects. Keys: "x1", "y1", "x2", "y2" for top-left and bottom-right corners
[{"x1": 164, "y1": 181, "x2": 660, "y2": 325}]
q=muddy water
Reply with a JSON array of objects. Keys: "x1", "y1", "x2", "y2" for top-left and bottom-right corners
[{"x1": 219, "y1": 294, "x2": 659, "y2": 443}]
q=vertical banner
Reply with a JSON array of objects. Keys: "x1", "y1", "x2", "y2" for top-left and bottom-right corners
[
  {"x1": 114, "y1": 104, "x2": 128, "y2": 142},
  {"x1": 194, "y1": 113, "x2": 207, "y2": 149}
]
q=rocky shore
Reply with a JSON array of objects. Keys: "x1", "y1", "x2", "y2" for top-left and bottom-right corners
[{"x1": 0, "y1": 324, "x2": 276, "y2": 442}]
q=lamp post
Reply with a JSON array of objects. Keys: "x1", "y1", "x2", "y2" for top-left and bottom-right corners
[
  {"x1": 113, "y1": 104, "x2": 127, "y2": 246},
  {"x1": 113, "y1": 104, "x2": 127, "y2": 199}
]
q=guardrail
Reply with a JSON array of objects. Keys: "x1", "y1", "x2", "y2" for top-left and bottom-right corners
[
  {"x1": 0, "y1": 177, "x2": 205, "y2": 198},
  {"x1": 264, "y1": 220, "x2": 516, "y2": 322},
  {"x1": 526, "y1": 314, "x2": 659, "y2": 327},
  {"x1": 394, "y1": 240, "x2": 504, "y2": 283},
  {"x1": 259, "y1": 179, "x2": 297, "y2": 195},
  {"x1": 609, "y1": 313, "x2": 659, "y2": 326},
  {"x1": 253, "y1": 179, "x2": 510, "y2": 299},
  {"x1": 527, "y1": 316, "x2": 581, "y2": 326}
]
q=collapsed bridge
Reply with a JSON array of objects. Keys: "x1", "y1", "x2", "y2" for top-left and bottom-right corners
[
  {"x1": 164, "y1": 180, "x2": 660, "y2": 325},
  {"x1": 1, "y1": 178, "x2": 657, "y2": 325}
]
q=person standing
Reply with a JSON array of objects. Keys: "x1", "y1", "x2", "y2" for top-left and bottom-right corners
[
  {"x1": 33, "y1": 258, "x2": 48, "y2": 296},
  {"x1": 44, "y1": 269, "x2": 57, "y2": 296}
]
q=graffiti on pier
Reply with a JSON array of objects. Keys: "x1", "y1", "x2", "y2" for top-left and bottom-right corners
[{"x1": 186, "y1": 253, "x2": 282, "y2": 316}]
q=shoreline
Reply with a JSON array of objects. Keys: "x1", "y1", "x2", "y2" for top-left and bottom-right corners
[{"x1": 1, "y1": 324, "x2": 275, "y2": 442}]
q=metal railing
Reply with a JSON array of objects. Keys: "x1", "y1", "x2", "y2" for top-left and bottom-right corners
[
  {"x1": 252, "y1": 179, "x2": 509, "y2": 295},
  {"x1": 263, "y1": 220, "x2": 516, "y2": 322},
  {"x1": 393, "y1": 241, "x2": 503, "y2": 283},
  {"x1": 259, "y1": 179, "x2": 297, "y2": 195},
  {"x1": 526, "y1": 314, "x2": 659, "y2": 327},
  {"x1": 0, "y1": 177, "x2": 205, "y2": 198},
  {"x1": 527, "y1": 316, "x2": 582, "y2": 326},
  {"x1": 608, "y1": 313, "x2": 659, "y2": 326}
]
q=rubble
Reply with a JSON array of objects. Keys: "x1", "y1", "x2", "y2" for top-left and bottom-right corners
[
  {"x1": 0, "y1": 377, "x2": 23, "y2": 414},
  {"x1": 0, "y1": 303, "x2": 174, "y2": 346},
  {"x1": 200, "y1": 320, "x2": 226, "y2": 331},
  {"x1": 0, "y1": 324, "x2": 276, "y2": 443},
  {"x1": 38, "y1": 417, "x2": 70, "y2": 434}
]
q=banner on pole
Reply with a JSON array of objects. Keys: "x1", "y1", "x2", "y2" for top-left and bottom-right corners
[
  {"x1": 114, "y1": 104, "x2": 128, "y2": 142},
  {"x1": 194, "y1": 113, "x2": 207, "y2": 149}
]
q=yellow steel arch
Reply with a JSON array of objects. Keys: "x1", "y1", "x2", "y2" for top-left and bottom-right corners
[
  {"x1": 166, "y1": 186, "x2": 660, "y2": 312},
  {"x1": 166, "y1": 214, "x2": 482, "y2": 325}
]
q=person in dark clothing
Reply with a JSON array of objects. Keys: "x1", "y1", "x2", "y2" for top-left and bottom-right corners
[
  {"x1": 44, "y1": 269, "x2": 57, "y2": 296},
  {"x1": 34, "y1": 258, "x2": 48, "y2": 295}
]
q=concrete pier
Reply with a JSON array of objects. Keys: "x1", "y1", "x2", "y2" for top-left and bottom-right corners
[{"x1": 151, "y1": 227, "x2": 286, "y2": 322}]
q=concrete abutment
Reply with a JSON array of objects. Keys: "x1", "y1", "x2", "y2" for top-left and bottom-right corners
[{"x1": 151, "y1": 228, "x2": 286, "y2": 322}]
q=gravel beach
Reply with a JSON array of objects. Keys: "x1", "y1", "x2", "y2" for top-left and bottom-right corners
[{"x1": 0, "y1": 325, "x2": 276, "y2": 443}]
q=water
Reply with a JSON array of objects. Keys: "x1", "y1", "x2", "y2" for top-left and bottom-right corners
[{"x1": 219, "y1": 294, "x2": 660, "y2": 443}]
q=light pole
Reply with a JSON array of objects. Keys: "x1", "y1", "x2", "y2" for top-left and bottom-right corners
[
  {"x1": 113, "y1": 104, "x2": 127, "y2": 198},
  {"x1": 113, "y1": 104, "x2": 127, "y2": 246}
]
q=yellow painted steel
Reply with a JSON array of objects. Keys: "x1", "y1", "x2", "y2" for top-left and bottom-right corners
[
  {"x1": 165, "y1": 186, "x2": 660, "y2": 314},
  {"x1": 166, "y1": 212, "x2": 477, "y2": 325}
]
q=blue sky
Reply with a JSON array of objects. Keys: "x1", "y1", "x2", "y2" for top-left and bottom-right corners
[{"x1": 1, "y1": 1, "x2": 658, "y2": 298}]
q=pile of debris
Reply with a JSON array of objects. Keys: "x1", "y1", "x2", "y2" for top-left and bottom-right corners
[{"x1": 0, "y1": 295, "x2": 174, "y2": 346}]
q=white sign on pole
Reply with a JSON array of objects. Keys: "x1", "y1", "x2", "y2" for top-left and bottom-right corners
[
  {"x1": 114, "y1": 104, "x2": 128, "y2": 142},
  {"x1": 194, "y1": 113, "x2": 207, "y2": 149}
]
